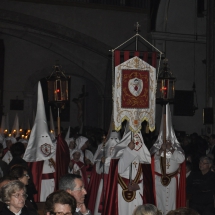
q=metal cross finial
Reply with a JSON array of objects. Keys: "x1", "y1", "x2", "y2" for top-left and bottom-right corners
[{"x1": 134, "y1": 22, "x2": 141, "y2": 34}]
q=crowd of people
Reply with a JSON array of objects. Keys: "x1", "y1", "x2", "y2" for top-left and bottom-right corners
[
  {"x1": 0, "y1": 81, "x2": 214, "y2": 215},
  {"x1": 0, "y1": 123, "x2": 214, "y2": 215}
]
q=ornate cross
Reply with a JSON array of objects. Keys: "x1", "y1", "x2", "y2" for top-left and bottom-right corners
[
  {"x1": 133, "y1": 161, "x2": 138, "y2": 168},
  {"x1": 134, "y1": 22, "x2": 141, "y2": 34}
]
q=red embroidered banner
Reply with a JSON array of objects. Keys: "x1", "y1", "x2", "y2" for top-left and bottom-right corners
[
  {"x1": 121, "y1": 69, "x2": 149, "y2": 108},
  {"x1": 114, "y1": 50, "x2": 157, "y2": 67}
]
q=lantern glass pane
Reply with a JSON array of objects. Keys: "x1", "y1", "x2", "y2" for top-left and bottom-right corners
[{"x1": 47, "y1": 80, "x2": 69, "y2": 102}]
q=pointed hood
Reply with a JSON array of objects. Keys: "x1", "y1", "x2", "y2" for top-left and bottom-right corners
[
  {"x1": 12, "y1": 114, "x2": 20, "y2": 138},
  {"x1": 65, "y1": 126, "x2": 71, "y2": 146},
  {"x1": 113, "y1": 130, "x2": 151, "y2": 164},
  {"x1": 49, "y1": 106, "x2": 56, "y2": 137},
  {"x1": 23, "y1": 82, "x2": 56, "y2": 162},
  {"x1": 76, "y1": 136, "x2": 88, "y2": 150},
  {"x1": 85, "y1": 149, "x2": 94, "y2": 163},
  {"x1": 93, "y1": 131, "x2": 121, "y2": 162},
  {"x1": 150, "y1": 104, "x2": 184, "y2": 155}
]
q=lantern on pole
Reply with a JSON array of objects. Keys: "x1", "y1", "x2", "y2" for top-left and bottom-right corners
[
  {"x1": 47, "y1": 62, "x2": 70, "y2": 135},
  {"x1": 156, "y1": 58, "x2": 176, "y2": 104}
]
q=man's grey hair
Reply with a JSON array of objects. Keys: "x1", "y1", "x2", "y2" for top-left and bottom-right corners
[
  {"x1": 59, "y1": 174, "x2": 82, "y2": 191},
  {"x1": 200, "y1": 156, "x2": 213, "y2": 165}
]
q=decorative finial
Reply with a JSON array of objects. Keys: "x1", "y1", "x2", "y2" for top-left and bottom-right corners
[{"x1": 134, "y1": 22, "x2": 141, "y2": 34}]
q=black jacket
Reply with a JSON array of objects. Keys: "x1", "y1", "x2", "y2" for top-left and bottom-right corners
[
  {"x1": 0, "y1": 204, "x2": 33, "y2": 215},
  {"x1": 187, "y1": 170, "x2": 215, "y2": 205}
]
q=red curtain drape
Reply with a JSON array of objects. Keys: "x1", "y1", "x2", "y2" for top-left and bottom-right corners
[{"x1": 114, "y1": 50, "x2": 157, "y2": 68}]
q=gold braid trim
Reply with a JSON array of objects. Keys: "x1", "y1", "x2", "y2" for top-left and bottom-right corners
[
  {"x1": 118, "y1": 163, "x2": 142, "y2": 202},
  {"x1": 49, "y1": 158, "x2": 56, "y2": 170}
]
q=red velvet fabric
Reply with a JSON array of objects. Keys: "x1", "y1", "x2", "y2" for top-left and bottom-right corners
[
  {"x1": 124, "y1": 51, "x2": 129, "y2": 61},
  {"x1": 55, "y1": 134, "x2": 70, "y2": 190},
  {"x1": 103, "y1": 159, "x2": 119, "y2": 215},
  {"x1": 114, "y1": 50, "x2": 120, "y2": 67},
  {"x1": 143, "y1": 52, "x2": 148, "y2": 62},
  {"x1": 28, "y1": 161, "x2": 44, "y2": 202},
  {"x1": 85, "y1": 164, "x2": 93, "y2": 180},
  {"x1": 98, "y1": 173, "x2": 108, "y2": 213},
  {"x1": 141, "y1": 164, "x2": 155, "y2": 204},
  {"x1": 176, "y1": 161, "x2": 186, "y2": 208},
  {"x1": 151, "y1": 52, "x2": 157, "y2": 68},
  {"x1": 114, "y1": 50, "x2": 158, "y2": 68},
  {"x1": 151, "y1": 155, "x2": 157, "y2": 205},
  {"x1": 86, "y1": 165, "x2": 102, "y2": 214}
]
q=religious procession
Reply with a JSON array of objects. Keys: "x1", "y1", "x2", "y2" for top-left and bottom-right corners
[{"x1": 0, "y1": 1, "x2": 215, "y2": 215}]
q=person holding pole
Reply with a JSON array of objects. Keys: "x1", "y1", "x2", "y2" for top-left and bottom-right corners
[{"x1": 150, "y1": 104, "x2": 186, "y2": 215}]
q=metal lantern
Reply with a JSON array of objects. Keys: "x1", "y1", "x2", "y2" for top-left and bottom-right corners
[
  {"x1": 47, "y1": 62, "x2": 70, "y2": 135},
  {"x1": 47, "y1": 63, "x2": 70, "y2": 108},
  {"x1": 156, "y1": 58, "x2": 176, "y2": 104}
]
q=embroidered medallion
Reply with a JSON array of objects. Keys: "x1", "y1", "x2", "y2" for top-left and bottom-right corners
[{"x1": 40, "y1": 143, "x2": 52, "y2": 156}]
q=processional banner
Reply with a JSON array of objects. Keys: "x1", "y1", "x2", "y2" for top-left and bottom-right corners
[{"x1": 113, "y1": 53, "x2": 156, "y2": 132}]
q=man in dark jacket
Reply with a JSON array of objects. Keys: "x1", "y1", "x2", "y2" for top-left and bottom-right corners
[{"x1": 187, "y1": 156, "x2": 215, "y2": 215}]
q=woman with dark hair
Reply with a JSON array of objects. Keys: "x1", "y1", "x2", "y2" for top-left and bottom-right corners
[
  {"x1": 8, "y1": 142, "x2": 37, "y2": 209},
  {"x1": 9, "y1": 165, "x2": 37, "y2": 211},
  {"x1": 45, "y1": 190, "x2": 76, "y2": 215},
  {"x1": 9, "y1": 165, "x2": 30, "y2": 186}
]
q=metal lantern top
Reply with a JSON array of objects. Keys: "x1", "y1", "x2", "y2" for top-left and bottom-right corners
[
  {"x1": 156, "y1": 59, "x2": 176, "y2": 104},
  {"x1": 47, "y1": 63, "x2": 70, "y2": 108}
]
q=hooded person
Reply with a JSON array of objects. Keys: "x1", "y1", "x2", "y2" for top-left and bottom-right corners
[
  {"x1": 68, "y1": 148, "x2": 88, "y2": 188},
  {"x1": 76, "y1": 136, "x2": 89, "y2": 152},
  {"x1": 86, "y1": 130, "x2": 121, "y2": 215},
  {"x1": 23, "y1": 81, "x2": 57, "y2": 202},
  {"x1": 85, "y1": 149, "x2": 94, "y2": 183},
  {"x1": 11, "y1": 113, "x2": 20, "y2": 139},
  {"x1": 103, "y1": 124, "x2": 155, "y2": 215},
  {"x1": 2, "y1": 136, "x2": 17, "y2": 164},
  {"x1": 65, "y1": 127, "x2": 77, "y2": 159},
  {"x1": 150, "y1": 104, "x2": 186, "y2": 215}
]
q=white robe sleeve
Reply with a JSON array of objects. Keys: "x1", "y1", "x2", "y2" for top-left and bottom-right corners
[
  {"x1": 95, "y1": 157, "x2": 111, "y2": 174},
  {"x1": 172, "y1": 150, "x2": 185, "y2": 163},
  {"x1": 118, "y1": 147, "x2": 137, "y2": 174}
]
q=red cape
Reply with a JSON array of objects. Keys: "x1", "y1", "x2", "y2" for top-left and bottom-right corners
[
  {"x1": 28, "y1": 161, "x2": 44, "y2": 202},
  {"x1": 103, "y1": 159, "x2": 154, "y2": 215},
  {"x1": 151, "y1": 155, "x2": 186, "y2": 208},
  {"x1": 28, "y1": 134, "x2": 70, "y2": 202},
  {"x1": 55, "y1": 134, "x2": 70, "y2": 190},
  {"x1": 86, "y1": 164, "x2": 102, "y2": 214}
]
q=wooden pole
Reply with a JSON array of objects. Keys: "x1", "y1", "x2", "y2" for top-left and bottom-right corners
[{"x1": 57, "y1": 108, "x2": 60, "y2": 135}]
